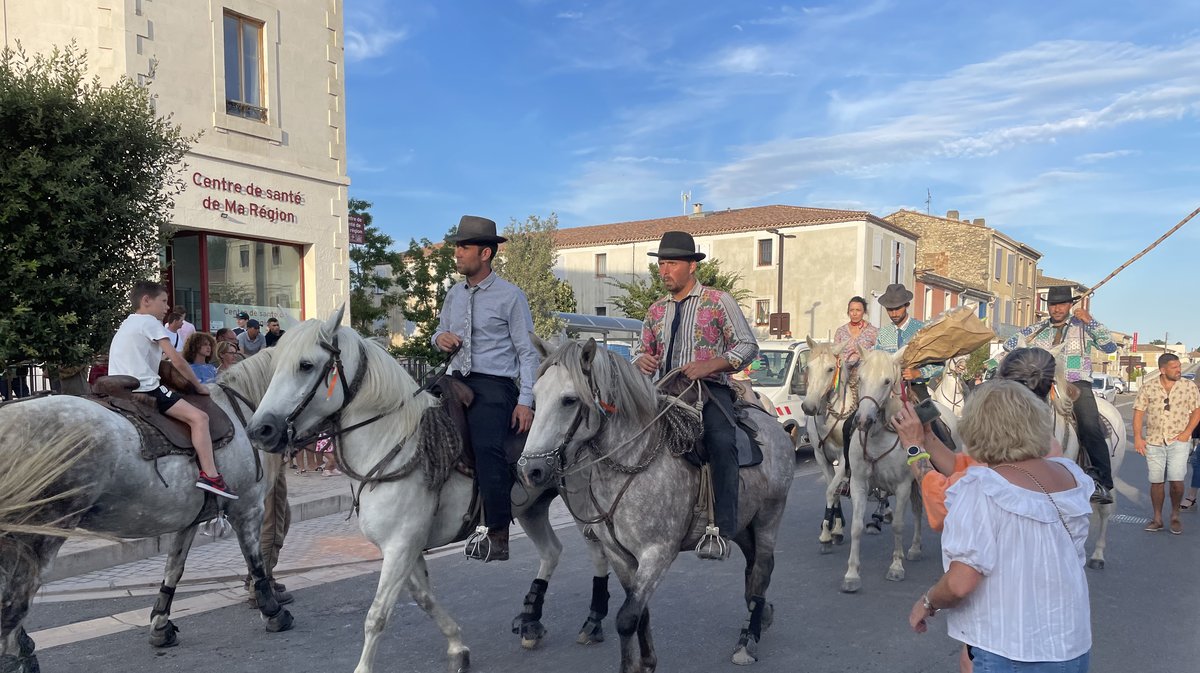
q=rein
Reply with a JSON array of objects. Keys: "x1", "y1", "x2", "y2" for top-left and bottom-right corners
[
  {"x1": 854, "y1": 373, "x2": 905, "y2": 475},
  {"x1": 217, "y1": 382, "x2": 265, "y2": 482}
]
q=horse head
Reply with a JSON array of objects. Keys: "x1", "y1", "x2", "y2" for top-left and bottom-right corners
[
  {"x1": 246, "y1": 303, "x2": 371, "y2": 453},
  {"x1": 853, "y1": 345, "x2": 902, "y2": 431},
  {"x1": 520, "y1": 337, "x2": 656, "y2": 488},
  {"x1": 800, "y1": 337, "x2": 847, "y2": 416}
]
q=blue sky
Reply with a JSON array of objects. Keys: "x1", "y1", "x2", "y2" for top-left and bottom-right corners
[{"x1": 343, "y1": 0, "x2": 1200, "y2": 347}]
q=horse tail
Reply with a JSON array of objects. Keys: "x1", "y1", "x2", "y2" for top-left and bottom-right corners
[{"x1": 0, "y1": 419, "x2": 97, "y2": 538}]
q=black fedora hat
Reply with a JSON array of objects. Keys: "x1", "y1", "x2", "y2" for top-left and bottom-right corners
[
  {"x1": 453, "y1": 215, "x2": 507, "y2": 244},
  {"x1": 878, "y1": 283, "x2": 914, "y2": 309},
  {"x1": 1045, "y1": 285, "x2": 1081, "y2": 305},
  {"x1": 648, "y1": 231, "x2": 706, "y2": 261}
]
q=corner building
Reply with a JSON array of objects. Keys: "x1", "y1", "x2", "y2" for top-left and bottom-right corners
[{"x1": 3, "y1": 0, "x2": 350, "y2": 329}]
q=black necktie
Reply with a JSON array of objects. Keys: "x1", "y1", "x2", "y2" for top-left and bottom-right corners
[{"x1": 663, "y1": 300, "x2": 684, "y2": 374}]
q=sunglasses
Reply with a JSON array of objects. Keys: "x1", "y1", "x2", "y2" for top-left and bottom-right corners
[{"x1": 1164, "y1": 397, "x2": 1171, "y2": 411}]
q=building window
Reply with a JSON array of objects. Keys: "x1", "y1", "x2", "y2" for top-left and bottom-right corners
[
  {"x1": 271, "y1": 245, "x2": 281, "y2": 267},
  {"x1": 594, "y1": 253, "x2": 607, "y2": 278},
  {"x1": 1007, "y1": 253, "x2": 1016, "y2": 285},
  {"x1": 944, "y1": 290, "x2": 953, "y2": 309},
  {"x1": 1005, "y1": 299, "x2": 1013, "y2": 324},
  {"x1": 207, "y1": 235, "x2": 302, "y2": 329},
  {"x1": 755, "y1": 299, "x2": 770, "y2": 326},
  {"x1": 757, "y1": 239, "x2": 773, "y2": 266},
  {"x1": 594, "y1": 306, "x2": 607, "y2": 316},
  {"x1": 994, "y1": 248, "x2": 1002, "y2": 280},
  {"x1": 924, "y1": 287, "x2": 934, "y2": 319},
  {"x1": 239, "y1": 244, "x2": 250, "y2": 269},
  {"x1": 872, "y1": 235, "x2": 883, "y2": 269},
  {"x1": 224, "y1": 12, "x2": 266, "y2": 122},
  {"x1": 892, "y1": 241, "x2": 904, "y2": 284}
]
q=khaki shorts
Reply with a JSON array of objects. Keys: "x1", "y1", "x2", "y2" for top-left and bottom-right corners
[{"x1": 1146, "y1": 441, "x2": 1190, "y2": 483}]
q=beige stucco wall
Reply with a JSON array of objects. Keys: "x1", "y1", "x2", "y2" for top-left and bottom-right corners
[
  {"x1": 556, "y1": 219, "x2": 917, "y2": 343},
  {"x1": 3, "y1": 0, "x2": 350, "y2": 324}
]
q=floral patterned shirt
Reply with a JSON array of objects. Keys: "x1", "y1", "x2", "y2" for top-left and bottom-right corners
[
  {"x1": 633, "y1": 281, "x2": 759, "y2": 385},
  {"x1": 834, "y1": 321, "x2": 879, "y2": 365}
]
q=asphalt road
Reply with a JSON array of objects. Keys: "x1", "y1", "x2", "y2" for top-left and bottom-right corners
[{"x1": 27, "y1": 394, "x2": 1200, "y2": 673}]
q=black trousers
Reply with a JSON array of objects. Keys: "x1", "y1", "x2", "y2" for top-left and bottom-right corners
[
  {"x1": 457, "y1": 373, "x2": 518, "y2": 530},
  {"x1": 1071, "y1": 380, "x2": 1113, "y2": 489},
  {"x1": 702, "y1": 384, "x2": 739, "y2": 536}
]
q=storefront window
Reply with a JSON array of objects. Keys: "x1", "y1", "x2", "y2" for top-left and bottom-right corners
[
  {"x1": 171, "y1": 234, "x2": 203, "y2": 321},
  {"x1": 206, "y1": 234, "x2": 301, "y2": 330}
]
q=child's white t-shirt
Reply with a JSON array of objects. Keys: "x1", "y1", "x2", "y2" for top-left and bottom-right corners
[{"x1": 109, "y1": 313, "x2": 169, "y2": 392}]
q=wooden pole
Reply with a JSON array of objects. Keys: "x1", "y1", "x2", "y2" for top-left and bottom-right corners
[{"x1": 1079, "y1": 205, "x2": 1200, "y2": 300}]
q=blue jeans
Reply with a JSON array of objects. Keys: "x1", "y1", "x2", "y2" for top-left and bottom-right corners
[
  {"x1": 1190, "y1": 444, "x2": 1200, "y2": 490},
  {"x1": 971, "y1": 647, "x2": 1089, "y2": 672}
]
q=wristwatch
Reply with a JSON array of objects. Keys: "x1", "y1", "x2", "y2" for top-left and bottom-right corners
[{"x1": 906, "y1": 445, "x2": 923, "y2": 459}]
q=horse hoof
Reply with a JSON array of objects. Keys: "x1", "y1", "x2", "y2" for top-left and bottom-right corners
[
  {"x1": 1086, "y1": 558, "x2": 1105, "y2": 570},
  {"x1": 819, "y1": 542, "x2": 833, "y2": 555},
  {"x1": 833, "y1": 534, "x2": 845, "y2": 545},
  {"x1": 448, "y1": 649, "x2": 470, "y2": 673},
  {"x1": 519, "y1": 621, "x2": 546, "y2": 649},
  {"x1": 731, "y1": 646, "x2": 758, "y2": 666},
  {"x1": 0, "y1": 654, "x2": 40, "y2": 673},
  {"x1": 907, "y1": 549, "x2": 923, "y2": 562},
  {"x1": 265, "y1": 608, "x2": 294, "y2": 633},
  {"x1": 577, "y1": 617, "x2": 605, "y2": 644},
  {"x1": 864, "y1": 524, "x2": 881, "y2": 535},
  {"x1": 886, "y1": 568, "x2": 906, "y2": 582},
  {"x1": 840, "y1": 578, "x2": 861, "y2": 593},
  {"x1": 883, "y1": 512, "x2": 893, "y2": 524},
  {"x1": 149, "y1": 621, "x2": 179, "y2": 648}
]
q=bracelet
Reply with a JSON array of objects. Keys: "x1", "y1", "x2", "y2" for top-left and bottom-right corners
[
  {"x1": 922, "y1": 592, "x2": 939, "y2": 615},
  {"x1": 907, "y1": 452, "x2": 931, "y2": 466}
]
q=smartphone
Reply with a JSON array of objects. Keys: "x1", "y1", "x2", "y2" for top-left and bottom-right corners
[{"x1": 914, "y1": 397, "x2": 941, "y2": 425}]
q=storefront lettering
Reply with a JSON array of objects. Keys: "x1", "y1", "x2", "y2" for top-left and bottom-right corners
[{"x1": 192, "y1": 171, "x2": 303, "y2": 224}]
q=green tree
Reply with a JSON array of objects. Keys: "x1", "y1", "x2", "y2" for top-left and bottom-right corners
[
  {"x1": 963, "y1": 343, "x2": 992, "y2": 378},
  {"x1": 392, "y1": 230, "x2": 457, "y2": 360},
  {"x1": 493, "y1": 213, "x2": 575, "y2": 339},
  {"x1": 0, "y1": 45, "x2": 192, "y2": 369},
  {"x1": 607, "y1": 260, "x2": 752, "y2": 321},
  {"x1": 347, "y1": 199, "x2": 403, "y2": 336}
]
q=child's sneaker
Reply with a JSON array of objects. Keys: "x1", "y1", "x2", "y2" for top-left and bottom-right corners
[{"x1": 196, "y1": 472, "x2": 239, "y2": 499}]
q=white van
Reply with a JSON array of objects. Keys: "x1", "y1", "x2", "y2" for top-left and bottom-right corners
[
  {"x1": 744, "y1": 340, "x2": 818, "y2": 451},
  {"x1": 1091, "y1": 375, "x2": 1118, "y2": 404}
]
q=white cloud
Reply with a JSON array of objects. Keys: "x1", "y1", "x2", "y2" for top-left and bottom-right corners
[
  {"x1": 556, "y1": 11, "x2": 583, "y2": 20},
  {"x1": 345, "y1": 27, "x2": 408, "y2": 62},
  {"x1": 1076, "y1": 150, "x2": 1138, "y2": 164}
]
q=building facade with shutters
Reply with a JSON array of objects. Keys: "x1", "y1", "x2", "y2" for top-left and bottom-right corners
[
  {"x1": 4, "y1": 0, "x2": 350, "y2": 331},
  {"x1": 554, "y1": 204, "x2": 919, "y2": 342}
]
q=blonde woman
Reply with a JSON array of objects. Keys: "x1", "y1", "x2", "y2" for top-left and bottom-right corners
[
  {"x1": 215, "y1": 341, "x2": 243, "y2": 374},
  {"x1": 907, "y1": 379, "x2": 1093, "y2": 672}
]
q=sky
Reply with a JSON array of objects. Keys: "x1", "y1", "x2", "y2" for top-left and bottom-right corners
[{"x1": 343, "y1": 0, "x2": 1200, "y2": 347}]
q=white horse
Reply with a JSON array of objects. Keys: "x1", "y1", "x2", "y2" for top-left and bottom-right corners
[
  {"x1": 244, "y1": 307, "x2": 612, "y2": 673},
  {"x1": 840, "y1": 345, "x2": 959, "y2": 593},
  {"x1": 1003, "y1": 338, "x2": 1128, "y2": 570},
  {"x1": 930, "y1": 354, "x2": 970, "y2": 417},
  {"x1": 799, "y1": 337, "x2": 854, "y2": 553}
]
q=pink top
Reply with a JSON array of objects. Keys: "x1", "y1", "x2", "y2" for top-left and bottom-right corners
[{"x1": 833, "y1": 321, "x2": 878, "y2": 364}]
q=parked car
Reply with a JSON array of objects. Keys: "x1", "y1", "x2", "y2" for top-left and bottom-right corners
[
  {"x1": 1091, "y1": 375, "x2": 1118, "y2": 404},
  {"x1": 1183, "y1": 372, "x2": 1196, "y2": 381},
  {"x1": 1112, "y1": 378, "x2": 1126, "y2": 394},
  {"x1": 745, "y1": 340, "x2": 820, "y2": 451}
]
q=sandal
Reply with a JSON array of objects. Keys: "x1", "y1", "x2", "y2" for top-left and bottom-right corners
[
  {"x1": 1144, "y1": 522, "x2": 1164, "y2": 532},
  {"x1": 1182, "y1": 497, "x2": 1197, "y2": 512}
]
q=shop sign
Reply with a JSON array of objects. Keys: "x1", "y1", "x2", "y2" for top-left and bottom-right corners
[
  {"x1": 348, "y1": 214, "x2": 366, "y2": 244},
  {"x1": 208, "y1": 303, "x2": 301, "y2": 331},
  {"x1": 192, "y1": 171, "x2": 303, "y2": 224}
]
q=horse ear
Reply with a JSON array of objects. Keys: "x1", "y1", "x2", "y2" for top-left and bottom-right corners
[
  {"x1": 805, "y1": 335, "x2": 816, "y2": 349},
  {"x1": 1015, "y1": 333, "x2": 1028, "y2": 350},
  {"x1": 581, "y1": 338, "x2": 598, "y2": 368},
  {"x1": 856, "y1": 340, "x2": 869, "y2": 359},
  {"x1": 322, "y1": 302, "x2": 346, "y2": 337},
  {"x1": 531, "y1": 332, "x2": 551, "y2": 359},
  {"x1": 1047, "y1": 341, "x2": 1066, "y2": 359},
  {"x1": 833, "y1": 338, "x2": 849, "y2": 356}
]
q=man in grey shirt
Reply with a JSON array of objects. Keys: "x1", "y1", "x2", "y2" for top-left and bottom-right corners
[
  {"x1": 237, "y1": 319, "x2": 266, "y2": 357},
  {"x1": 432, "y1": 215, "x2": 540, "y2": 562}
]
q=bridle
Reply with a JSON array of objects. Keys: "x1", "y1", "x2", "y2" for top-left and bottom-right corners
[
  {"x1": 854, "y1": 367, "x2": 905, "y2": 472},
  {"x1": 280, "y1": 329, "x2": 374, "y2": 449}
]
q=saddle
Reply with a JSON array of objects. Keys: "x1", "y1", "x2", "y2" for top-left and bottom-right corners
[
  {"x1": 88, "y1": 363, "x2": 235, "y2": 461},
  {"x1": 658, "y1": 376, "x2": 765, "y2": 470}
]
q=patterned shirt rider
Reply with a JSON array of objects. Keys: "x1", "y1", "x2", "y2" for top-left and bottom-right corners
[
  {"x1": 633, "y1": 281, "x2": 759, "y2": 386},
  {"x1": 834, "y1": 321, "x2": 879, "y2": 365},
  {"x1": 1002, "y1": 317, "x2": 1117, "y2": 383},
  {"x1": 874, "y1": 317, "x2": 943, "y2": 382},
  {"x1": 1133, "y1": 375, "x2": 1200, "y2": 446}
]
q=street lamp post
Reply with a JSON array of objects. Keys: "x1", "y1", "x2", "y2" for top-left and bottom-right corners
[{"x1": 765, "y1": 228, "x2": 796, "y2": 336}]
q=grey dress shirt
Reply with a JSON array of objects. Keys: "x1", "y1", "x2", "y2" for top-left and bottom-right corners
[{"x1": 432, "y1": 272, "x2": 541, "y2": 407}]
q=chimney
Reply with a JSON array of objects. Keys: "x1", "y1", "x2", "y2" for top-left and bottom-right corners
[
  {"x1": 946, "y1": 209, "x2": 959, "y2": 220},
  {"x1": 689, "y1": 203, "x2": 706, "y2": 219},
  {"x1": 973, "y1": 218, "x2": 985, "y2": 227}
]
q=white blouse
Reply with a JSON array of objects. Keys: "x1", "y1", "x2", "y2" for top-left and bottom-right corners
[{"x1": 941, "y1": 458, "x2": 1092, "y2": 662}]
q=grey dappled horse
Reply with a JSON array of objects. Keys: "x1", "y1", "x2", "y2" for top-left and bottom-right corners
[
  {"x1": 519, "y1": 339, "x2": 795, "y2": 672},
  {"x1": 841, "y1": 345, "x2": 960, "y2": 593},
  {"x1": 243, "y1": 307, "x2": 611, "y2": 673},
  {"x1": 0, "y1": 351, "x2": 292, "y2": 673}
]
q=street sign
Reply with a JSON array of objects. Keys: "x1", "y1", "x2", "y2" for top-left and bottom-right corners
[
  {"x1": 769, "y1": 312, "x2": 790, "y2": 337},
  {"x1": 348, "y1": 213, "x2": 366, "y2": 245}
]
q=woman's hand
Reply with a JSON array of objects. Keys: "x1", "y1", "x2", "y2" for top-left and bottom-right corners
[
  {"x1": 909, "y1": 598, "x2": 932, "y2": 633},
  {"x1": 891, "y1": 401, "x2": 926, "y2": 448}
]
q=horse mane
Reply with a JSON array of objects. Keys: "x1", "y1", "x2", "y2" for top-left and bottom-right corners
[
  {"x1": 216, "y1": 347, "x2": 276, "y2": 401},
  {"x1": 538, "y1": 341, "x2": 659, "y2": 426}
]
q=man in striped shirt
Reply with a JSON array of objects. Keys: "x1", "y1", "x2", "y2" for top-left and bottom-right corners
[{"x1": 633, "y1": 231, "x2": 759, "y2": 558}]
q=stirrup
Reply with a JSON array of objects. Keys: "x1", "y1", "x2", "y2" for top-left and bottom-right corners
[
  {"x1": 464, "y1": 525, "x2": 491, "y2": 560},
  {"x1": 695, "y1": 525, "x2": 730, "y2": 561}
]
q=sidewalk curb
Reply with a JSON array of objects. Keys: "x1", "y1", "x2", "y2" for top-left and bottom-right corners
[{"x1": 42, "y1": 491, "x2": 356, "y2": 583}]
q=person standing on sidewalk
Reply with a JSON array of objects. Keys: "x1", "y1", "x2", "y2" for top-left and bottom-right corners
[
  {"x1": 1133, "y1": 353, "x2": 1200, "y2": 535},
  {"x1": 251, "y1": 453, "x2": 294, "y2": 606},
  {"x1": 432, "y1": 215, "x2": 539, "y2": 562}
]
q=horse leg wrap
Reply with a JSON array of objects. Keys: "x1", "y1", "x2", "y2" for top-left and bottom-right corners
[
  {"x1": 149, "y1": 583, "x2": 176, "y2": 620},
  {"x1": 590, "y1": 575, "x2": 610, "y2": 617},
  {"x1": 253, "y1": 577, "x2": 281, "y2": 618},
  {"x1": 511, "y1": 579, "x2": 548, "y2": 635},
  {"x1": 746, "y1": 595, "x2": 766, "y2": 642}
]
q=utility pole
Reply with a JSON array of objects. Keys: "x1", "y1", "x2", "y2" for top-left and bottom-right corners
[{"x1": 765, "y1": 228, "x2": 796, "y2": 337}]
